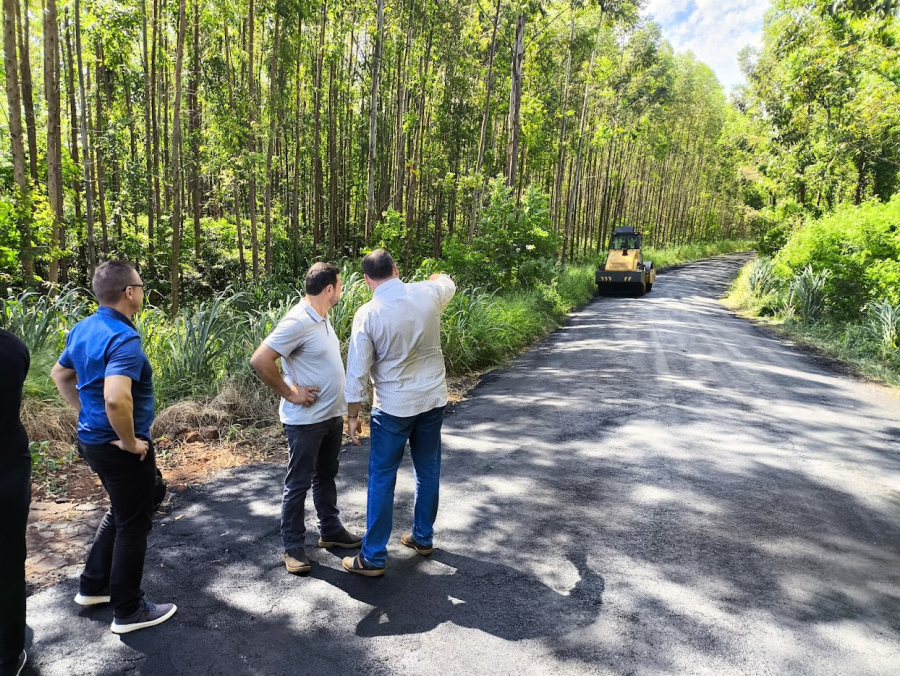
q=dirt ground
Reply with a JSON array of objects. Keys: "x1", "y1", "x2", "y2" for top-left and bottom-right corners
[{"x1": 25, "y1": 374, "x2": 480, "y2": 594}]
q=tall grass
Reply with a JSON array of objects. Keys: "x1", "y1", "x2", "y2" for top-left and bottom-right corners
[
  {"x1": 644, "y1": 239, "x2": 751, "y2": 269},
  {"x1": 0, "y1": 287, "x2": 93, "y2": 351},
  {"x1": 866, "y1": 301, "x2": 900, "y2": 359}
]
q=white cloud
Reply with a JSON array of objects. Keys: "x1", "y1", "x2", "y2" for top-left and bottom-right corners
[{"x1": 642, "y1": 0, "x2": 768, "y2": 90}]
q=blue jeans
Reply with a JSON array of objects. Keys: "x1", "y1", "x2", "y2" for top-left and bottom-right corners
[{"x1": 361, "y1": 406, "x2": 445, "y2": 568}]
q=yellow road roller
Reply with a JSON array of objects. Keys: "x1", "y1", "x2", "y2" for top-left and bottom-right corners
[{"x1": 595, "y1": 226, "x2": 655, "y2": 296}]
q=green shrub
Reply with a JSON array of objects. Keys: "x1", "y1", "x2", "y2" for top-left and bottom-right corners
[{"x1": 774, "y1": 194, "x2": 900, "y2": 319}]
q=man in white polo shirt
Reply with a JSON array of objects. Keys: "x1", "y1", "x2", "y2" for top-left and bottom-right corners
[
  {"x1": 250, "y1": 263, "x2": 361, "y2": 574},
  {"x1": 342, "y1": 249, "x2": 456, "y2": 577}
]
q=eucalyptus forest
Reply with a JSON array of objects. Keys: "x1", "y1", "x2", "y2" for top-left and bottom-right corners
[{"x1": 1, "y1": 0, "x2": 899, "y2": 379}]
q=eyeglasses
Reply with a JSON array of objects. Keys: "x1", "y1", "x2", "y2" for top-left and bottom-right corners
[{"x1": 124, "y1": 284, "x2": 144, "y2": 292}]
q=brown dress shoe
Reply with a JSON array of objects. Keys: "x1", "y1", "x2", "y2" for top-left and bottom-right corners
[
  {"x1": 401, "y1": 533, "x2": 434, "y2": 556},
  {"x1": 284, "y1": 549, "x2": 311, "y2": 574}
]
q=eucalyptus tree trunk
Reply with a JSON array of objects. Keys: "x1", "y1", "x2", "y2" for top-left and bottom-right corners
[
  {"x1": 551, "y1": 15, "x2": 575, "y2": 231},
  {"x1": 469, "y1": 0, "x2": 501, "y2": 243},
  {"x1": 63, "y1": 13, "x2": 83, "y2": 270},
  {"x1": 328, "y1": 58, "x2": 338, "y2": 259},
  {"x1": 505, "y1": 13, "x2": 525, "y2": 190},
  {"x1": 561, "y1": 44, "x2": 596, "y2": 266},
  {"x1": 247, "y1": 0, "x2": 259, "y2": 277},
  {"x1": 170, "y1": 0, "x2": 187, "y2": 314},
  {"x1": 264, "y1": 14, "x2": 280, "y2": 273},
  {"x1": 189, "y1": 0, "x2": 201, "y2": 259},
  {"x1": 4, "y1": 0, "x2": 33, "y2": 279},
  {"x1": 364, "y1": 0, "x2": 384, "y2": 242},
  {"x1": 150, "y1": 0, "x2": 161, "y2": 240},
  {"x1": 94, "y1": 50, "x2": 109, "y2": 254},
  {"x1": 391, "y1": 0, "x2": 414, "y2": 214},
  {"x1": 44, "y1": 0, "x2": 63, "y2": 285},
  {"x1": 404, "y1": 25, "x2": 433, "y2": 258},
  {"x1": 15, "y1": 0, "x2": 38, "y2": 182},
  {"x1": 291, "y1": 14, "x2": 301, "y2": 275},
  {"x1": 312, "y1": 3, "x2": 325, "y2": 255},
  {"x1": 74, "y1": 0, "x2": 95, "y2": 273}
]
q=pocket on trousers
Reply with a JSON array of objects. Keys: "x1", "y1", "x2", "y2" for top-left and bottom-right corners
[{"x1": 371, "y1": 409, "x2": 414, "y2": 436}]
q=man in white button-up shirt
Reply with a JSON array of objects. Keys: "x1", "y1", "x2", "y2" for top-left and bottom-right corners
[{"x1": 342, "y1": 249, "x2": 456, "y2": 576}]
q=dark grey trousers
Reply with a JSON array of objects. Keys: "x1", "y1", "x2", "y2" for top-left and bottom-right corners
[{"x1": 281, "y1": 416, "x2": 344, "y2": 551}]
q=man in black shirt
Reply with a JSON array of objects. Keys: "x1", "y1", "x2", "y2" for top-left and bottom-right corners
[{"x1": 0, "y1": 329, "x2": 31, "y2": 676}]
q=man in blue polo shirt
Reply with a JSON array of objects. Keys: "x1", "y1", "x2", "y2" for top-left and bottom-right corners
[{"x1": 51, "y1": 260, "x2": 176, "y2": 634}]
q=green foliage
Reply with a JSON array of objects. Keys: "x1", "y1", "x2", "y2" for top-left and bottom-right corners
[
  {"x1": 735, "y1": 0, "x2": 900, "y2": 227},
  {"x1": 442, "y1": 180, "x2": 559, "y2": 289},
  {"x1": 0, "y1": 287, "x2": 94, "y2": 352},
  {"x1": 30, "y1": 440, "x2": 77, "y2": 477},
  {"x1": 774, "y1": 194, "x2": 900, "y2": 318},
  {"x1": 728, "y1": 248, "x2": 900, "y2": 386}
]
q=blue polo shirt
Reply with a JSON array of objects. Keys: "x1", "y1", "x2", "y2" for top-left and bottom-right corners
[{"x1": 58, "y1": 306, "x2": 155, "y2": 445}]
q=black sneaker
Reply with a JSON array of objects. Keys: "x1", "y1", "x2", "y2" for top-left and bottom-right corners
[
  {"x1": 318, "y1": 527, "x2": 363, "y2": 549},
  {"x1": 401, "y1": 533, "x2": 434, "y2": 556},
  {"x1": 110, "y1": 599, "x2": 177, "y2": 634},
  {"x1": 283, "y1": 548, "x2": 311, "y2": 574}
]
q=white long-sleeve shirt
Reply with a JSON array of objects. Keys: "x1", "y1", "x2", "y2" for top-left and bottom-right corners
[{"x1": 344, "y1": 275, "x2": 456, "y2": 417}]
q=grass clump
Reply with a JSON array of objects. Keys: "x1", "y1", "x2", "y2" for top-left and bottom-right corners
[{"x1": 644, "y1": 239, "x2": 752, "y2": 269}]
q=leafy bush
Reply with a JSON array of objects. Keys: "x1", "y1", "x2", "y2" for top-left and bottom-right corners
[
  {"x1": 442, "y1": 180, "x2": 558, "y2": 289},
  {"x1": 774, "y1": 194, "x2": 900, "y2": 319}
]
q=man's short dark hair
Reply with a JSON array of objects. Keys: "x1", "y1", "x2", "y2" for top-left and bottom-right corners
[
  {"x1": 305, "y1": 262, "x2": 340, "y2": 296},
  {"x1": 362, "y1": 249, "x2": 395, "y2": 281},
  {"x1": 92, "y1": 260, "x2": 138, "y2": 305}
]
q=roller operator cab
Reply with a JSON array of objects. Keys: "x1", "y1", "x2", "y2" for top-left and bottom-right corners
[{"x1": 595, "y1": 226, "x2": 656, "y2": 296}]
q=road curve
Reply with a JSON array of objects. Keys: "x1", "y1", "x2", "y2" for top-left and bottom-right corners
[{"x1": 24, "y1": 254, "x2": 900, "y2": 675}]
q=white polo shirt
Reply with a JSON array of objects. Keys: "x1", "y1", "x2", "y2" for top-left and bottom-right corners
[{"x1": 263, "y1": 299, "x2": 346, "y2": 425}]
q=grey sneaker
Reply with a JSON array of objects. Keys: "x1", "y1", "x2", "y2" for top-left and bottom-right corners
[
  {"x1": 75, "y1": 591, "x2": 111, "y2": 606},
  {"x1": 283, "y1": 548, "x2": 311, "y2": 574},
  {"x1": 401, "y1": 533, "x2": 434, "y2": 556},
  {"x1": 110, "y1": 599, "x2": 177, "y2": 634},
  {"x1": 318, "y1": 527, "x2": 363, "y2": 549}
]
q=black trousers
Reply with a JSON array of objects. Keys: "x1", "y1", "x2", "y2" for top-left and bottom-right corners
[
  {"x1": 0, "y1": 441, "x2": 30, "y2": 676},
  {"x1": 281, "y1": 416, "x2": 344, "y2": 551},
  {"x1": 78, "y1": 440, "x2": 156, "y2": 617}
]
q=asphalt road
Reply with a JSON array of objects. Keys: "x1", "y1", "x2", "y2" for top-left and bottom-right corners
[{"x1": 24, "y1": 254, "x2": 900, "y2": 675}]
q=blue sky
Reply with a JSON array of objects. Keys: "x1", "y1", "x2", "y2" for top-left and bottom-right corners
[{"x1": 642, "y1": 0, "x2": 768, "y2": 90}]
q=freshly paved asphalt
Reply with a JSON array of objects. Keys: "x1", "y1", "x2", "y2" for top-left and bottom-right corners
[{"x1": 23, "y1": 254, "x2": 900, "y2": 675}]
